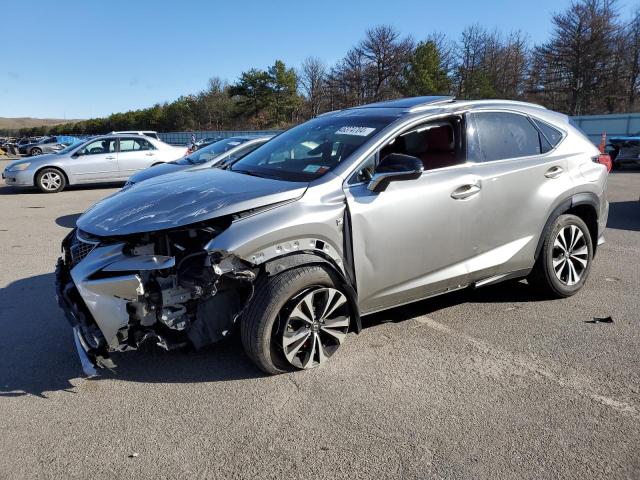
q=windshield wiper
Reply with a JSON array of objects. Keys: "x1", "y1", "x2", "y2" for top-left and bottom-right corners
[{"x1": 232, "y1": 169, "x2": 276, "y2": 179}]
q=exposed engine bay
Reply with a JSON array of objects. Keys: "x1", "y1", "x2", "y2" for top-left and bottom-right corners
[{"x1": 55, "y1": 221, "x2": 257, "y2": 373}]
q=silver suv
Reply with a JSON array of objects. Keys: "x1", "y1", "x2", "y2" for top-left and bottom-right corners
[{"x1": 55, "y1": 96, "x2": 608, "y2": 375}]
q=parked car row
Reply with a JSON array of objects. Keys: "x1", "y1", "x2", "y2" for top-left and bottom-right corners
[
  {"x1": 2, "y1": 133, "x2": 188, "y2": 192},
  {"x1": 43, "y1": 97, "x2": 609, "y2": 377}
]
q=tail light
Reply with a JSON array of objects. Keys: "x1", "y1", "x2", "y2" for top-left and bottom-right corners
[{"x1": 592, "y1": 153, "x2": 612, "y2": 173}]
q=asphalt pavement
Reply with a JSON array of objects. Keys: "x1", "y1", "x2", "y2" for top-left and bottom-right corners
[{"x1": 0, "y1": 170, "x2": 638, "y2": 479}]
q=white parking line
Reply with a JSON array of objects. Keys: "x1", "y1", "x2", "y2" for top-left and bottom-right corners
[{"x1": 415, "y1": 315, "x2": 640, "y2": 419}]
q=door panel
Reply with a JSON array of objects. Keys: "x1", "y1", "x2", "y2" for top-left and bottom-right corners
[
  {"x1": 116, "y1": 137, "x2": 158, "y2": 178},
  {"x1": 345, "y1": 166, "x2": 479, "y2": 314},
  {"x1": 465, "y1": 154, "x2": 572, "y2": 281},
  {"x1": 67, "y1": 138, "x2": 118, "y2": 182}
]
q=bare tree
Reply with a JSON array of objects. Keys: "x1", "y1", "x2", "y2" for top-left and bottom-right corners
[
  {"x1": 357, "y1": 25, "x2": 414, "y2": 100},
  {"x1": 532, "y1": 0, "x2": 619, "y2": 115},
  {"x1": 299, "y1": 57, "x2": 326, "y2": 117},
  {"x1": 623, "y1": 8, "x2": 640, "y2": 109}
]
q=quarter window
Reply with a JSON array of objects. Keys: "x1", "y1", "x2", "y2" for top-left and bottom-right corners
[
  {"x1": 470, "y1": 112, "x2": 542, "y2": 161},
  {"x1": 532, "y1": 118, "x2": 563, "y2": 147}
]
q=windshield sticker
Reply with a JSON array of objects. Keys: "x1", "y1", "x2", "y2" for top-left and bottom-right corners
[
  {"x1": 335, "y1": 126, "x2": 376, "y2": 136},
  {"x1": 303, "y1": 164, "x2": 322, "y2": 173}
]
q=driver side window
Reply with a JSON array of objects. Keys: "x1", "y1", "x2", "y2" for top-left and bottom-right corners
[
  {"x1": 380, "y1": 118, "x2": 462, "y2": 171},
  {"x1": 81, "y1": 139, "x2": 116, "y2": 155},
  {"x1": 348, "y1": 116, "x2": 464, "y2": 185}
]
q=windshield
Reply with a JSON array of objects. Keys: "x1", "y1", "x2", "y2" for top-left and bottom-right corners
[
  {"x1": 230, "y1": 113, "x2": 396, "y2": 181},
  {"x1": 175, "y1": 137, "x2": 250, "y2": 165}
]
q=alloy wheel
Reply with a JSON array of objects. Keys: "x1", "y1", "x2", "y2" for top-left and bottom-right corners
[
  {"x1": 281, "y1": 287, "x2": 350, "y2": 369},
  {"x1": 41, "y1": 171, "x2": 62, "y2": 191},
  {"x1": 552, "y1": 224, "x2": 588, "y2": 286}
]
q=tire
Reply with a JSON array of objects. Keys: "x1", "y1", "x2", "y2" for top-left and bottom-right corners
[
  {"x1": 30, "y1": 147, "x2": 42, "y2": 156},
  {"x1": 35, "y1": 167, "x2": 66, "y2": 193},
  {"x1": 529, "y1": 214, "x2": 593, "y2": 298},
  {"x1": 241, "y1": 265, "x2": 351, "y2": 375}
]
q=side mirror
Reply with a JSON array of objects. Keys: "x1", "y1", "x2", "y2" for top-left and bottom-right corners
[{"x1": 367, "y1": 153, "x2": 423, "y2": 192}]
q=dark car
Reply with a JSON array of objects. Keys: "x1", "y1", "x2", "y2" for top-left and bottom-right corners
[
  {"x1": 193, "y1": 136, "x2": 224, "y2": 151},
  {"x1": 124, "y1": 136, "x2": 272, "y2": 188},
  {"x1": 608, "y1": 133, "x2": 640, "y2": 169},
  {"x1": 16, "y1": 137, "x2": 40, "y2": 154}
]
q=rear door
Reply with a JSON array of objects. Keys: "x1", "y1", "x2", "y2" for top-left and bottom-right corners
[
  {"x1": 463, "y1": 110, "x2": 573, "y2": 282},
  {"x1": 67, "y1": 138, "x2": 118, "y2": 182},
  {"x1": 116, "y1": 137, "x2": 158, "y2": 178}
]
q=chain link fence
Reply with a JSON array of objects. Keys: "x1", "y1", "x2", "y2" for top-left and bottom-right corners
[
  {"x1": 571, "y1": 113, "x2": 640, "y2": 144},
  {"x1": 158, "y1": 130, "x2": 283, "y2": 146}
]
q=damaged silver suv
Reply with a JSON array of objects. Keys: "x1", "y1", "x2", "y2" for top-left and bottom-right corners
[{"x1": 56, "y1": 96, "x2": 609, "y2": 375}]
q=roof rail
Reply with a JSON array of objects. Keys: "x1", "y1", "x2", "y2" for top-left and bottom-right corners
[
  {"x1": 450, "y1": 99, "x2": 547, "y2": 110},
  {"x1": 353, "y1": 96, "x2": 455, "y2": 111}
]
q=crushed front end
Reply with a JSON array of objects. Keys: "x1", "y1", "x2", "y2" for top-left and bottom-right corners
[{"x1": 55, "y1": 223, "x2": 256, "y2": 375}]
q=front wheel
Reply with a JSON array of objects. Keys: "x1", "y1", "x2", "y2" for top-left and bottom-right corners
[
  {"x1": 241, "y1": 265, "x2": 351, "y2": 375},
  {"x1": 529, "y1": 214, "x2": 593, "y2": 297},
  {"x1": 30, "y1": 147, "x2": 42, "y2": 156},
  {"x1": 35, "y1": 168, "x2": 66, "y2": 193}
]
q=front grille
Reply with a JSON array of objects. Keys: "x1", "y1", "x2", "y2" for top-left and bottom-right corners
[{"x1": 69, "y1": 230, "x2": 99, "y2": 266}]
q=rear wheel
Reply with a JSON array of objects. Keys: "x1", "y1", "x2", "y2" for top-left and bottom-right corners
[
  {"x1": 35, "y1": 168, "x2": 66, "y2": 193},
  {"x1": 241, "y1": 265, "x2": 351, "y2": 375},
  {"x1": 529, "y1": 214, "x2": 593, "y2": 297},
  {"x1": 30, "y1": 147, "x2": 42, "y2": 156}
]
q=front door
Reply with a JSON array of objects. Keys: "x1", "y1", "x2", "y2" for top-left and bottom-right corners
[
  {"x1": 344, "y1": 117, "x2": 480, "y2": 314},
  {"x1": 67, "y1": 138, "x2": 118, "y2": 182}
]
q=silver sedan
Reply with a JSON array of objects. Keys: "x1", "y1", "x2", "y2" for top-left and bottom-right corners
[{"x1": 2, "y1": 134, "x2": 188, "y2": 192}]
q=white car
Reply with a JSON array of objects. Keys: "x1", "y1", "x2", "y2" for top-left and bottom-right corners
[
  {"x1": 110, "y1": 130, "x2": 160, "y2": 140},
  {"x1": 2, "y1": 134, "x2": 188, "y2": 193}
]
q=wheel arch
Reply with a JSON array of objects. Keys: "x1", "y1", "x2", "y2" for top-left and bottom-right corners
[
  {"x1": 261, "y1": 251, "x2": 362, "y2": 333},
  {"x1": 534, "y1": 192, "x2": 600, "y2": 260},
  {"x1": 34, "y1": 165, "x2": 70, "y2": 185}
]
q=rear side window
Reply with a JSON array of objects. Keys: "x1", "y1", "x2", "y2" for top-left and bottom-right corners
[
  {"x1": 532, "y1": 118, "x2": 563, "y2": 147},
  {"x1": 119, "y1": 138, "x2": 154, "y2": 152},
  {"x1": 469, "y1": 112, "x2": 542, "y2": 161}
]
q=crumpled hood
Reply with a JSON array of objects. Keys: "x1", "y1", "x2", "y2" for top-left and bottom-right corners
[
  {"x1": 77, "y1": 168, "x2": 308, "y2": 236},
  {"x1": 127, "y1": 162, "x2": 188, "y2": 184}
]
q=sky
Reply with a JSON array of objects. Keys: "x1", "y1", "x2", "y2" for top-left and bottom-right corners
[{"x1": 1, "y1": 0, "x2": 636, "y2": 119}]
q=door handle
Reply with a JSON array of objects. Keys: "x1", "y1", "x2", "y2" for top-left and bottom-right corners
[
  {"x1": 145, "y1": 152, "x2": 155, "y2": 156},
  {"x1": 105, "y1": 156, "x2": 115, "y2": 160},
  {"x1": 451, "y1": 183, "x2": 481, "y2": 199},
  {"x1": 544, "y1": 166, "x2": 564, "y2": 178}
]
